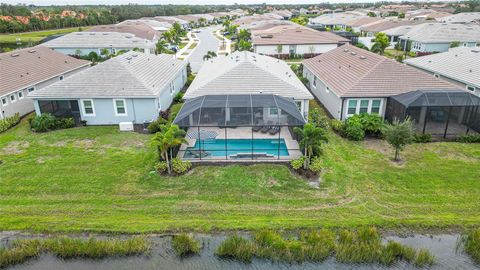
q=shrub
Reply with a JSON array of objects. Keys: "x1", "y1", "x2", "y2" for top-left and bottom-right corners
[
  {"x1": 55, "y1": 117, "x2": 75, "y2": 129},
  {"x1": 0, "y1": 113, "x2": 20, "y2": 133},
  {"x1": 174, "y1": 92, "x2": 184, "y2": 103},
  {"x1": 155, "y1": 161, "x2": 169, "y2": 174},
  {"x1": 290, "y1": 156, "x2": 306, "y2": 170},
  {"x1": 414, "y1": 249, "x2": 435, "y2": 267},
  {"x1": 357, "y1": 114, "x2": 384, "y2": 136},
  {"x1": 171, "y1": 158, "x2": 192, "y2": 174},
  {"x1": 29, "y1": 113, "x2": 56, "y2": 132},
  {"x1": 457, "y1": 134, "x2": 480, "y2": 143},
  {"x1": 413, "y1": 133, "x2": 432, "y2": 143},
  {"x1": 309, "y1": 108, "x2": 329, "y2": 129},
  {"x1": 216, "y1": 235, "x2": 256, "y2": 262},
  {"x1": 172, "y1": 234, "x2": 200, "y2": 257},
  {"x1": 344, "y1": 120, "x2": 365, "y2": 141},
  {"x1": 186, "y1": 74, "x2": 195, "y2": 86},
  {"x1": 147, "y1": 117, "x2": 167, "y2": 134},
  {"x1": 331, "y1": 119, "x2": 345, "y2": 134},
  {"x1": 309, "y1": 157, "x2": 322, "y2": 173}
]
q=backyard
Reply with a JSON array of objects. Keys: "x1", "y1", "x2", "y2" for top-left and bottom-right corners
[{"x1": 0, "y1": 118, "x2": 479, "y2": 233}]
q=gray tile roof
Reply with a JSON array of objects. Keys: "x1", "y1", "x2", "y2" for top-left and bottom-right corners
[
  {"x1": 440, "y1": 12, "x2": 480, "y2": 24},
  {"x1": 360, "y1": 19, "x2": 425, "y2": 33},
  {"x1": 252, "y1": 24, "x2": 349, "y2": 45},
  {"x1": 309, "y1": 13, "x2": 365, "y2": 26},
  {"x1": 405, "y1": 47, "x2": 480, "y2": 88},
  {"x1": 87, "y1": 24, "x2": 158, "y2": 41},
  {"x1": 184, "y1": 51, "x2": 313, "y2": 100},
  {"x1": 42, "y1": 31, "x2": 155, "y2": 49},
  {"x1": 400, "y1": 23, "x2": 480, "y2": 43},
  {"x1": 302, "y1": 44, "x2": 459, "y2": 98},
  {"x1": 29, "y1": 52, "x2": 186, "y2": 99},
  {"x1": 0, "y1": 46, "x2": 90, "y2": 96}
]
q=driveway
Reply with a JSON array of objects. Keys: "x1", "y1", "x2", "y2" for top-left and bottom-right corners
[{"x1": 188, "y1": 26, "x2": 221, "y2": 73}]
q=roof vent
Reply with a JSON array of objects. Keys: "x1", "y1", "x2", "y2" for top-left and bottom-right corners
[
  {"x1": 360, "y1": 56, "x2": 366, "y2": 60},
  {"x1": 343, "y1": 48, "x2": 349, "y2": 52},
  {"x1": 10, "y1": 53, "x2": 19, "y2": 57},
  {"x1": 126, "y1": 56, "x2": 132, "y2": 60},
  {"x1": 132, "y1": 54, "x2": 138, "y2": 57},
  {"x1": 28, "y1": 49, "x2": 36, "y2": 53},
  {"x1": 351, "y1": 52, "x2": 357, "y2": 55}
]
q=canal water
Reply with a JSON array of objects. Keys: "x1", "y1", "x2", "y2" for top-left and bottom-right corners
[{"x1": 2, "y1": 233, "x2": 478, "y2": 270}]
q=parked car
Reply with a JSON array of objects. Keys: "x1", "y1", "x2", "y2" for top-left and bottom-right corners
[{"x1": 193, "y1": 29, "x2": 201, "y2": 33}]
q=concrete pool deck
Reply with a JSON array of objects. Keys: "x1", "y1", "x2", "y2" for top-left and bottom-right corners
[{"x1": 178, "y1": 127, "x2": 302, "y2": 162}]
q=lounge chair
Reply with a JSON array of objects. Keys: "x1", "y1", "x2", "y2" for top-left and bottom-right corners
[
  {"x1": 268, "y1": 126, "x2": 280, "y2": 135},
  {"x1": 260, "y1": 126, "x2": 272, "y2": 133},
  {"x1": 187, "y1": 150, "x2": 210, "y2": 158},
  {"x1": 252, "y1": 126, "x2": 262, "y2": 132}
]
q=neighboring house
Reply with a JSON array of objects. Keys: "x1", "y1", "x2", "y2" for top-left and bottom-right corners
[
  {"x1": 302, "y1": 44, "x2": 458, "y2": 120},
  {"x1": 150, "y1": 16, "x2": 190, "y2": 29},
  {"x1": 251, "y1": 24, "x2": 349, "y2": 58},
  {"x1": 42, "y1": 32, "x2": 156, "y2": 56},
  {"x1": 405, "y1": 47, "x2": 480, "y2": 96},
  {"x1": 117, "y1": 19, "x2": 173, "y2": 34},
  {"x1": 383, "y1": 24, "x2": 419, "y2": 46},
  {"x1": 87, "y1": 24, "x2": 159, "y2": 42},
  {"x1": 344, "y1": 16, "x2": 383, "y2": 32},
  {"x1": 184, "y1": 51, "x2": 313, "y2": 119},
  {"x1": 399, "y1": 23, "x2": 480, "y2": 53},
  {"x1": 308, "y1": 13, "x2": 364, "y2": 30},
  {"x1": 29, "y1": 52, "x2": 187, "y2": 125},
  {"x1": 0, "y1": 46, "x2": 90, "y2": 120},
  {"x1": 440, "y1": 12, "x2": 480, "y2": 24},
  {"x1": 359, "y1": 19, "x2": 425, "y2": 37}
]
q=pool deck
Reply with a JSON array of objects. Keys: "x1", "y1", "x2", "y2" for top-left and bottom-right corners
[{"x1": 178, "y1": 127, "x2": 302, "y2": 162}]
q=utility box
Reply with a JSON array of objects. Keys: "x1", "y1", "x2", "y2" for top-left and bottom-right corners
[{"x1": 119, "y1": 122, "x2": 134, "y2": 132}]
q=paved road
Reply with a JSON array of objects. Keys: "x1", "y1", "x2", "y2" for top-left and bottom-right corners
[{"x1": 188, "y1": 26, "x2": 221, "y2": 73}]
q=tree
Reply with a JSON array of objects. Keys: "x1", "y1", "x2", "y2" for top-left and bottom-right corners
[
  {"x1": 237, "y1": 39, "x2": 252, "y2": 51},
  {"x1": 150, "y1": 124, "x2": 187, "y2": 174},
  {"x1": 155, "y1": 39, "x2": 168, "y2": 54},
  {"x1": 383, "y1": 118, "x2": 414, "y2": 161},
  {"x1": 371, "y1": 32, "x2": 389, "y2": 55},
  {"x1": 238, "y1": 29, "x2": 251, "y2": 41},
  {"x1": 100, "y1": 48, "x2": 110, "y2": 58},
  {"x1": 203, "y1": 51, "x2": 217, "y2": 61},
  {"x1": 367, "y1": 11, "x2": 377, "y2": 17},
  {"x1": 398, "y1": 12, "x2": 405, "y2": 19},
  {"x1": 450, "y1": 41, "x2": 460, "y2": 48},
  {"x1": 294, "y1": 123, "x2": 328, "y2": 169},
  {"x1": 276, "y1": 44, "x2": 283, "y2": 55}
]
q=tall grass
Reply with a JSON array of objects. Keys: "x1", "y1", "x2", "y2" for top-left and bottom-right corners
[
  {"x1": 172, "y1": 234, "x2": 201, "y2": 257},
  {"x1": 216, "y1": 227, "x2": 435, "y2": 267},
  {"x1": 460, "y1": 229, "x2": 480, "y2": 264},
  {"x1": 215, "y1": 234, "x2": 256, "y2": 262},
  {"x1": 0, "y1": 237, "x2": 151, "y2": 268}
]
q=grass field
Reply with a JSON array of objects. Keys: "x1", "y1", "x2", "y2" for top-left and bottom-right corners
[
  {"x1": 0, "y1": 118, "x2": 479, "y2": 233},
  {"x1": 0, "y1": 27, "x2": 85, "y2": 43}
]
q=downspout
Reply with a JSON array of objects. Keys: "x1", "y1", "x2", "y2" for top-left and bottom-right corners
[
  {"x1": 131, "y1": 99, "x2": 137, "y2": 123},
  {"x1": 339, "y1": 97, "x2": 345, "y2": 121}
]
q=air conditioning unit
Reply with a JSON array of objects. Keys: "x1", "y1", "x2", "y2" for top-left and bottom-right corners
[{"x1": 119, "y1": 122, "x2": 134, "y2": 132}]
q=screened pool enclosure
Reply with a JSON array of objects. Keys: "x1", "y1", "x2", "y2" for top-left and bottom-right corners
[
  {"x1": 385, "y1": 90, "x2": 480, "y2": 138},
  {"x1": 173, "y1": 94, "x2": 305, "y2": 161}
]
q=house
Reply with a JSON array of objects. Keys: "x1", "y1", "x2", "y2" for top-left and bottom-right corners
[
  {"x1": 344, "y1": 16, "x2": 383, "y2": 32},
  {"x1": 398, "y1": 23, "x2": 480, "y2": 53},
  {"x1": 87, "y1": 24, "x2": 160, "y2": 42},
  {"x1": 359, "y1": 19, "x2": 425, "y2": 37},
  {"x1": 184, "y1": 51, "x2": 313, "y2": 119},
  {"x1": 173, "y1": 51, "x2": 312, "y2": 161},
  {"x1": 42, "y1": 32, "x2": 156, "y2": 56},
  {"x1": 405, "y1": 47, "x2": 480, "y2": 96},
  {"x1": 117, "y1": 19, "x2": 173, "y2": 34},
  {"x1": 150, "y1": 16, "x2": 190, "y2": 29},
  {"x1": 251, "y1": 24, "x2": 349, "y2": 58},
  {"x1": 0, "y1": 46, "x2": 90, "y2": 120},
  {"x1": 308, "y1": 13, "x2": 364, "y2": 30},
  {"x1": 29, "y1": 51, "x2": 187, "y2": 125},
  {"x1": 440, "y1": 12, "x2": 480, "y2": 24},
  {"x1": 302, "y1": 44, "x2": 458, "y2": 121}
]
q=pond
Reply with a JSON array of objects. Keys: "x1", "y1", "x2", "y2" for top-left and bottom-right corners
[{"x1": 2, "y1": 233, "x2": 478, "y2": 270}]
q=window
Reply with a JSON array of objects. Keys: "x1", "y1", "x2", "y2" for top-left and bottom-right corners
[
  {"x1": 81, "y1": 99, "x2": 95, "y2": 116},
  {"x1": 269, "y1": 107, "x2": 278, "y2": 116},
  {"x1": 295, "y1": 101, "x2": 302, "y2": 111},
  {"x1": 1, "y1": 97, "x2": 7, "y2": 106},
  {"x1": 347, "y1": 99, "x2": 357, "y2": 115},
  {"x1": 289, "y1": 45, "x2": 297, "y2": 54},
  {"x1": 371, "y1": 100, "x2": 381, "y2": 114},
  {"x1": 59, "y1": 75, "x2": 64, "y2": 81},
  {"x1": 27, "y1": 87, "x2": 35, "y2": 93},
  {"x1": 359, "y1": 100, "x2": 369, "y2": 113},
  {"x1": 18, "y1": 91, "x2": 24, "y2": 99},
  {"x1": 10, "y1": 94, "x2": 16, "y2": 103},
  {"x1": 113, "y1": 99, "x2": 127, "y2": 116},
  {"x1": 466, "y1": 85, "x2": 475, "y2": 92}
]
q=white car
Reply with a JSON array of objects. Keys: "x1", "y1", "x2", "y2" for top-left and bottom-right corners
[{"x1": 193, "y1": 29, "x2": 201, "y2": 33}]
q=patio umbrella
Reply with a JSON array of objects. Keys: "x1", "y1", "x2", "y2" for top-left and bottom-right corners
[{"x1": 187, "y1": 130, "x2": 218, "y2": 139}]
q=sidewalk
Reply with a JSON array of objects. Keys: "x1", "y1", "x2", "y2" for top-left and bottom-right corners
[
  {"x1": 175, "y1": 31, "x2": 199, "y2": 59},
  {"x1": 214, "y1": 29, "x2": 231, "y2": 55}
]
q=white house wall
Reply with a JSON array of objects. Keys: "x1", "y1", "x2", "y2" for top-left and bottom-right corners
[
  {"x1": 0, "y1": 65, "x2": 89, "y2": 119},
  {"x1": 254, "y1": 43, "x2": 339, "y2": 55},
  {"x1": 303, "y1": 67, "x2": 343, "y2": 119}
]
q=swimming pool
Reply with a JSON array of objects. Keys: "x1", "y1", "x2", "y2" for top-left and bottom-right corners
[{"x1": 184, "y1": 139, "x2": 289, "y2": 158}]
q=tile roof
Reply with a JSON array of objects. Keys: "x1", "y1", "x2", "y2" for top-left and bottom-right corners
[
  {"x1": 0, "y1": 46, "x2": 90, "y2": 97},
  {"x1": 87, "y1": 24, "x2": 158, "y2": 41},
  {"x1": 399, "y1": 23, "x2": 480, "y2": 43},
  {"x1": 42, "y1": 32, "x2": 155, "y2": 49},
  {"x1": 360, "y1": 19, "x2": 425, "y2": 32},
  {"x1": 345, "y1": 17, "x2": 383, "y2": 27},
  {"x1": 440, "y1": 12, "x2": 480, "y2": 24},
  {"x1": 184, "y1": 51, "x2": 313, "y2": 100},
  {"x1": 252, "y1": 24, "x2": 349, "y2": 45},
  {"x1": 309, "y1": 13, "x2": 365, "y2": 26},
  {"x1": 29, "y1": 51, "x2": 186, "y2": 99},
  {"x1": 405, "y1": 47, "x2": 480, "y2": 88},
  {"x1": 302, "y1": 44, "x2": 458, "y2": 97}
]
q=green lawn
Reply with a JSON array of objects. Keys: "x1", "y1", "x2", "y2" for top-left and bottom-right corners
[
  {"x1": 0, "y1": 119, "x2": 479, "y2": 233},
  {"x1": 0, "y1": 27, "x2": 85, "y2": 43}
]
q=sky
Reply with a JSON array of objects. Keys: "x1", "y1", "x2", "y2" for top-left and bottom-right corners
[{"x1": 2, "y1": 0, "x2": 400, "y2": 6}]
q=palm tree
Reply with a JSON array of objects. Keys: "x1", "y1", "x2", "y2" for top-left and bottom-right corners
[
  {"x1": 150, "y1": 124, "x2": 187, "y2": 174},
  {"x1": 100, "y1": 48, "x2": 110, "y2": 58},
  {"x1": 155, "y1": 39, "x2": 168, "y2": 54},
  {"x1": 162, "y1": 31, "x2": 174, "y2": 44},
  {"x1": 203, "y1": 51, "x2": 217, "y2": 61},
  {"x1": 294, "y1": 123, "x2": 328, "y2": 169}
]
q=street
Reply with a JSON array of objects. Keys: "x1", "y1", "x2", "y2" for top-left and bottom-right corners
[{"x1": 188, "y1": 25, "x2": 221, "y2": 73}]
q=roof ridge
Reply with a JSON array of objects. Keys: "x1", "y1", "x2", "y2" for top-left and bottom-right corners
[
  {"x1": 252, "y1": 58, "x2": 306, "y2": 92},
  {"x1": 116, "y1": 55, "x2": 157, "y2": 94}
]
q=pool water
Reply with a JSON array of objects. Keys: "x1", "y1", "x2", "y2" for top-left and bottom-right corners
[{"x1": 184, "y1": 139, "x2": 289, "y2": 158}]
